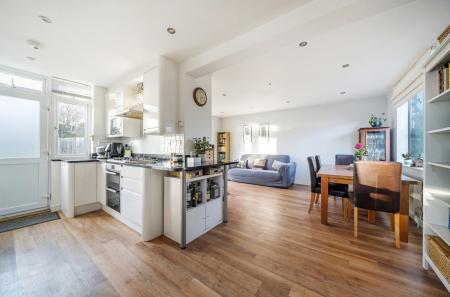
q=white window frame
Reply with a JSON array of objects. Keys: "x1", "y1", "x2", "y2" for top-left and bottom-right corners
[
  {"x1": 53, "y1": 94, "x2": 91, "y2": 159},
  {"x1": 0, "y1": 65, "x2": 45, "y2": 95}
]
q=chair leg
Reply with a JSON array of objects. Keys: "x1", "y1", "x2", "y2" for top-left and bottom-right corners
[
  {"x1": 347, "y1": 202, "x2": 352, "y2": 222},
  {"x1": 308, "y1": 193, "x2": 315, "y2": 213},
  {"x1": 341, "y1": 198, "x2": 347, "y2": 221},
  {"x1": 394, "y1": 213, "x2": 401, "y2": 248},
  {"x1": 354, "y1": 207, "x2": 358, "y2": 238},
  {"x1": 390, "y1": 214, "x2": 395, "y2": 232},
  {"x1": 368, "y1": 210, "x2": 376, "y2": 224},
  {"x1": 315, "y1": 193, "x2": 320, "y2": 204}
]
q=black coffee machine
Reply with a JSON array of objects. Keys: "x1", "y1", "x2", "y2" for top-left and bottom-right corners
[{"x1": 105, "y1": 143, "x2": 124, "y2": 158}]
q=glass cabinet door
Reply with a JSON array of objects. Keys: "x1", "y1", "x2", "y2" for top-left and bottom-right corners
[{"x1": 365, "y1": 131, "x2": 386, "y2": 161}]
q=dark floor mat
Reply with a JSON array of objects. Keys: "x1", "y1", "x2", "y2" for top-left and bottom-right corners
[{"x1": 0, "y1": 212, "x2": 60, "y2": 233}]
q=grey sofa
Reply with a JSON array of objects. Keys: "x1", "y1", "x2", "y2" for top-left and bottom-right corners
[{"x1": 228, "y1": 154, "x2": 296, "y2": 188}]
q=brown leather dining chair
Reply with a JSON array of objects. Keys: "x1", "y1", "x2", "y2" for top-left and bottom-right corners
[{"x1": 351, "y1": 161, "x2": 402, "y2": 248}]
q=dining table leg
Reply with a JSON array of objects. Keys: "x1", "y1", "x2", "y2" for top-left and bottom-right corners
[{"x1": 321, "y1": 176, "x2": 329, "y2": 224}]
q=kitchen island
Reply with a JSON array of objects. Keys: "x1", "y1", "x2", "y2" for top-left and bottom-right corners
[{"x1": 51, "y1": 158, "x2": 237, "y2": 248}]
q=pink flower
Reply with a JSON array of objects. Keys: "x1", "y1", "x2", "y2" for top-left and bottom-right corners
[{"x1": 355, "y1": 143, "x2": 363, "y2": 150}]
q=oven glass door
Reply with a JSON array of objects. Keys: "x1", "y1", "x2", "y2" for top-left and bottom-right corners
[
  {"x1": 106, "y1": 171, "x2": 120, "y2": 191},
  {"x1": 106, "y1": 188, "x2": 120, "y2": 213}
]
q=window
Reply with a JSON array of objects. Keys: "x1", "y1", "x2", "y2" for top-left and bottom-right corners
[
  {"x1": 0, "y1": 95, "x2": 40, "y2": 158},
  {"x1": 408, "y1": 92, "x2": 424, "y2": 159},
  {"x1": 0, "y1": 71, "x2": 43, "y2": 91},
  {"x1": 396, "y1": 90, "x2": 424, "y2": 162},
  {"x1": 55, "y1": 99, "x2": 89, "y2": 156}
]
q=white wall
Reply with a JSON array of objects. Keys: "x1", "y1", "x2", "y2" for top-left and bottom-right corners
[
  {"x1": 221, "y1": 97, "x2": 387, "y2": 185},
  {"x1": 179, "y1": 73, "x2": 213, "y2": 154}
]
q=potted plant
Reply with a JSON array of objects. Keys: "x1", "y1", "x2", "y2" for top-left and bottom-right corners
[
  {"x1": 368, "y1": 113, "x2": 387, "y2": 127},
  {"x1": 354, "y1": 143, "x2": 368, "y2": 161},
  {"x1": 193, "y1": 137, "x2": 212, "y2": 162},
  {"x1": 401, "y1": 153, "x2": 413, "y2": 167}
]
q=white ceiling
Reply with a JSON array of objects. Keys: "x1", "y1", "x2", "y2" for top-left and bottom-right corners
[
  {"x1": 212, "y1": 0, "x2": 450, "y2": 117},
  {"x1": 0, "y1": 0, "x2": 307, "y2": 86}
]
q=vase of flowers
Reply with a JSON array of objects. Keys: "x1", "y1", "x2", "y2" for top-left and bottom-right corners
[
  {"x1": 354, "y1": 143, "x2": 368, "y2": 161},
  {"x1": 368, "y1": 113, "x2": 387, "y2": 127}
]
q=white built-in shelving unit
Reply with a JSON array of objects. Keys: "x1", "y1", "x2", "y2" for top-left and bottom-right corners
[{"x1": 423, "y1": 36, "x2": 450, "y2": 292}]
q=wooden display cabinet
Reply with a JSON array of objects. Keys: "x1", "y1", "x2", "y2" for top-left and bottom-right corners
[{"x1": 359, "y1": 127, "x2": 391, "y2": 161}]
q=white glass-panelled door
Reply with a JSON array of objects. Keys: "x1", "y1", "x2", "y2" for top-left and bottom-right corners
[{"x1": 0, "y1": 87, "x2": 49, "y2": 216}]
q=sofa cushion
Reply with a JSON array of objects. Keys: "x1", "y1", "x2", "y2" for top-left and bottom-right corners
[
  {"x1": 272, "y1": 160, "x2": 288, "y2": 170},
  {"x1": 237, "y1": 159, "x2": 247, "y2": 168},
  {"x1": 253, "y1": 158, "x2": 266, "y2": 169},
  {"x1": 228, "y1": 168, "x2": 281, "y2": 183}
]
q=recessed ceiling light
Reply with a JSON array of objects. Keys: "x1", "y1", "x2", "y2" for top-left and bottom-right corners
[
  {"x1": 285, "y1": 100, "x2": 290, "y2": 104},
  {"x1": 26, "y1": 56, "x2": 35, "y2": 61},
  {"x1": 222, "y1": 93, "x2": 227, "y2": 96},
  {"x1": 268, "y1": 82, "x2": 272, "y2": 87},
  {"x1": 299, "y1": 41, "x2": 308, "y2": 47},
  {"x1": 38, "y1": 15, "x2": 52, "y2": 23},
  {"x1": 340, "y1": 91, "x2": 346, "y2": 95},
  {"x1": 27, "y1": 39, "x2": 41, "y2": 50},
  {"x1": 249, "y1": 106, "x2": 255, "y2": 109},
  {"x1": 167, "y1": 27, "x2": 176, "y2": 34},
  {"x1": 342, "y1": 64, "x2": 350, "y2": 68},
  {"x1": 220, "y1": 112, "x2": 224, "y2": 114}
]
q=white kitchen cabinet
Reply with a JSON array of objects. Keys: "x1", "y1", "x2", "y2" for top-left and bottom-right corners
[
  {"x1": 121, "y1": 189, "x2": 143, "y2": 228},
  {"x1": 143, "y1": 56, "x2": 178, "y2": 135},
  {"x1": 97, "y1": 162, "x2": 107, "y2": 205},
  {"x1": 59, "y1": 162, "x2": 100, "y2": 218},
  {"x1": 187, "y1": 205, "x2": 206, "y2": 243},
  {"x1": 107, "y1": 86, "x2": 136, "y2": 117},
  {"x1": 206, "y1": 198, "x2": 223, "y2": 230},
  {"x1": 164, "y1": 172, "x2": 224, "y2": 245},
  {"x1": 74, "y1": 163, "x2": 97, "y2": 207},
  {"x1": 101, "y1": 165, "x2": 163, "y2": 240}
]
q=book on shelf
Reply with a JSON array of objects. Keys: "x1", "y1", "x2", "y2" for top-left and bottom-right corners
[{"x1": 438, "y1": 63, "x2": 450, "y2": 94}]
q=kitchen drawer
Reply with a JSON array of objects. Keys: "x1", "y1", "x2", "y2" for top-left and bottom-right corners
[
  {"x1": 121, "y1": 177, "x2": 142, "y2": 195},
  {"x1": 121, "y1": 165, "x2": 143, "y2": 180},
  {"x1": 121, "y1": 189, "x2": 142, "y2": 227}
]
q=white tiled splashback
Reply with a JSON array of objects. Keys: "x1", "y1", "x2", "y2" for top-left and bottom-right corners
[{"x1": 93, "y1": 134, "x2": 183, "y2": 155}]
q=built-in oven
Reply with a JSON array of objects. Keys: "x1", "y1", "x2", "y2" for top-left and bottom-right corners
[{"x1": 106, "y1": 163, "x2": 121, "y2": 213}]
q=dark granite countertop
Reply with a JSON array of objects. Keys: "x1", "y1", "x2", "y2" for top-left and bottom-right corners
[
  {"x1": 51, "y1": 159, "x2": 104, "y2": 163},
  {"x1": 51, "y1": 158, "x2": 237, "y2": 171},
  {"x1": 106, "y1": 160, "x2": 238, "y2": 171}
]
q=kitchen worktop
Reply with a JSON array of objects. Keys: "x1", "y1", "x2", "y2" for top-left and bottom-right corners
[
  {"x1": 106, "y1": 159, "x2": 238, "y2": 171},
  {"x1": 52, "y1": 158, "x2": 238, "y2": 171},
  {"x1": 51, "y1": 159, "x2": 104, "y2": 163}
]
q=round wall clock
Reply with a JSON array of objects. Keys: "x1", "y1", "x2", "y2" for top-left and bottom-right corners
[{"x1": 193, "y1": 87, "x2": 207, "y2": 107}]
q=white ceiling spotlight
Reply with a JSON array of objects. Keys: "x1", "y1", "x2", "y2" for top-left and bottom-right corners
[
  {"x1": 26, "y1": 56, "x2": 35, "y2": 61},
  {"x1": 222, "y1": 93, "x2": 227, "y2": 96},
  {"x1": 27, "y1": 39, "x2": 41, "y2": 50},
  {"x1": 342, "y1": 63, "x2": 350, "y2": 68},
  {"x1": 38, "y1": 15, "x2": 52, "y2": 23},
  {"x1": 340, "y1": 91, "x2": 346, "y2": 95},
  {"x1": 166, "y1": 27, "x2": 176, "y2": 34},
  {"x1": 298, "y1": 41, "x2": 308, "y2": 47},
  {"x1": 285, "y1": 100, "x2": 290, "y2": 104}
]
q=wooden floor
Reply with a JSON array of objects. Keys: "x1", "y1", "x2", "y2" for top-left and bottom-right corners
[{"x1": 0, "y1": 182, "x2": 446, "y2": 297}]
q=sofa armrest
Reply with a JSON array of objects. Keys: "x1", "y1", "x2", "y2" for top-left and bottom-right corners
[{"x1": 278, "y1": 162, "x2": 297, "y2": 186}]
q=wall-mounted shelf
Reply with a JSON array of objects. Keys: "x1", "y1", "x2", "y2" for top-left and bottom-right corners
[
  {"x1": 428, "y1": 223, "x2": 450, "y2": 246},
  {"x1": 428, "y1": 127, "x2": 450, "y2": 134},
  {"x1": 428, "y1": 88, "x2": 450, "y2": 103},
  {"x1": 428, "y1": 162, "x2": 450, "y2": 170}
]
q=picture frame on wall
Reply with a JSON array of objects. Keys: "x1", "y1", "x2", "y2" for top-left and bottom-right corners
[
  {"x1": 243, "y1": 124, "x2": 252, "y2": 143},
  {"x1": 259, "y1": 123, "x2": 269, "y2": 141}
]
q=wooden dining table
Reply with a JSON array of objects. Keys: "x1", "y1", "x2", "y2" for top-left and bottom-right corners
[{"x1": 317, "y1": 164, "x2": 420, "y2": 242}]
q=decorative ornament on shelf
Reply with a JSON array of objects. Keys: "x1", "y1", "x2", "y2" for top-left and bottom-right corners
[
  {"x1": 368, "y1": 113, "x2": 387, "y2": 127},
  {"x1": 354, "y1": 143, "x2": 368, "y2": 161},
  {"x1": 401, "y1": 153, "x2": 413, "y2": 167}
]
